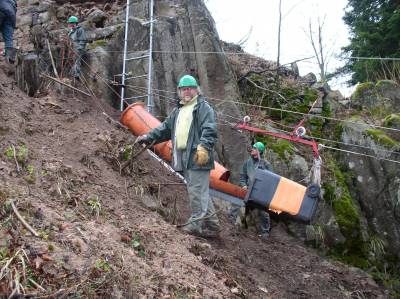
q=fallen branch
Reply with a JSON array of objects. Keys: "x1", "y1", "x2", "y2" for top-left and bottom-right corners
[
  {"x1": 10, "y1": 200, "x2": 40, "y2": 237},
  {"x1": 102, "y1": 112, "x2": 126, "y2": 130},
  {"x1": 46, "y1": 39, "x2": 59, "y2": 79},
  {"x1": 281, "y1": 55, "x2": 315, "y2": 66},
  {"x1": 152, "y1": 182, "x2": 186, "y2": 186},
  {"x1": 0, "y1": 249, "x2": 29, "y2": 281},
  {"x1": 245, "y1": 77, "x2": 288, "y2": 103},
  {"x1": 28, "y1": 278, "x2": 46, "y2": 292},
  {"x1": 40, "y1": 73, "x2": 91, "y2": 97}
]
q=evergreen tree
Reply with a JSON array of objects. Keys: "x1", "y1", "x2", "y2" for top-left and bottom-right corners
[{"x1": 342, "y1": 0, "x2": 400, "y2": 84}]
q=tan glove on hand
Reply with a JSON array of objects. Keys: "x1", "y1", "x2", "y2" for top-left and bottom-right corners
[{"x1": 194, "y1": 144, "x2": 209, "y2": 166}]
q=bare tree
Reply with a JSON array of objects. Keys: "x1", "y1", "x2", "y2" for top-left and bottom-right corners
[
  {"x1": 276, "y1": 0, "x2": 283, "y2": 72},
  {"x1": 237, "y1": 26, "x2": 253, "y2": 47},
  {"x1": 307, "y1": 16, "x2": 333, "y2": 82}
]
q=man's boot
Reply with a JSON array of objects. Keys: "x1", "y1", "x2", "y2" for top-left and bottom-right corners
[
  {"x1": 5, "y1": 47, "x2": 16, "y2": 64},
  {"x1": 258, "y1": 210, "x2": 271, "y2": 241},
  {"x1": 182, "y1": 222, "x2": 202, "y2": 236},
  {"x1": 202, "y1": 220, "x2": 221, "y2": 238}
]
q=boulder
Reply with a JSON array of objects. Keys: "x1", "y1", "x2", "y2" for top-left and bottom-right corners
[{"x1": 301, "y1": 72, "x2": 317, "y2": 85}]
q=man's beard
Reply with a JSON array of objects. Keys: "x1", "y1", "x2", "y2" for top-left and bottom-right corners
[{"x1": 183, "y1": 96, "x2": 192, "y2": 102}]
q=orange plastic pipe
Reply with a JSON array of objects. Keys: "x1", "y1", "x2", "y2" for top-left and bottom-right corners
[
  {"x1": 120, "y1": 102, "x2": 230, "y2": 182},
  {"x1": 120, "y1": 102, "x2": 172, "y2": 160},
  {"x1": 210, "y1": 179, "x2": 247, "y2": 199}
]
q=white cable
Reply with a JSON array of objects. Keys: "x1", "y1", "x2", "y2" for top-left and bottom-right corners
[
  {"x1": 312, "y1": 135, "x2": 400, "y2": 156},
  {"x1": 346, "y1": 56, "x2": 400, "y2": 61},
  {"x1": 320, "y1": 144, "x2": 400, "y2": 164}
]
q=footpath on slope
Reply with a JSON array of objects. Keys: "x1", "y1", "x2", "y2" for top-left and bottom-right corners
[{"x1": 0, "y1": 64, "x2": 387, "y2": 298}]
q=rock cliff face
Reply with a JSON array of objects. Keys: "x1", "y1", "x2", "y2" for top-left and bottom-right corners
[
  {"x1": 335, "y1": 81, "x2": 400, "y2": 261},
  {"x1": 17, "y1": 0, "x2": 248, "y2": 182},
  {"x1": 113, "y1": 0, "x2": 248, "y2": 181}
]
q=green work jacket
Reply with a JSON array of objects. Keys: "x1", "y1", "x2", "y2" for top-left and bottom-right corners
[
  {"x1": 240, "y1": 157, "x2": 273, "y2": 187},
  {"x1": 68, "y1": 25, "x2": 87, "y2": 51},
  {"x1": 147, "y1": 95, "x2": 217, "y2": 170}
]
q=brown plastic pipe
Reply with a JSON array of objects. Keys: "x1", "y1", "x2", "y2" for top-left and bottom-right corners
[{"x1": 120, "y1": 102, "x2": 230, "y2": 182}]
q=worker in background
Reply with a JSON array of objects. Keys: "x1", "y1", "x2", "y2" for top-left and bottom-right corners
[
  {"x1": 67, "y1": 15, "x2": 87, "y2": 79},
  {"x1": 136, "y1": 75, "x2": 220, "y2": 237},
  {"x1": 230, "y1": 141, "x2": 273, "y2": 240},
  {"x1": 0, "y1": 0, "x2": 17, "y2": 64}
]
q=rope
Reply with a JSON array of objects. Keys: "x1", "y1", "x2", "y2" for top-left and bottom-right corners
[
  {"x1": 268, "y1": 126, "x2": 400, "y2": 163},
  {"x1": 310, "y1": 157, "x2": 322, "y2": 187},
  {"x1": 319, "y1": 144, "x2": 400, "y2": 165},
  {"x1": 311, "y1": 135, "x2": 400, "y2": 156}
]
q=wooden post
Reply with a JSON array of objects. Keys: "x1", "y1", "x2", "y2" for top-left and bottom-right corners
[{"x1": 15, "y1": 53, "x2": 40, "y2": 96}]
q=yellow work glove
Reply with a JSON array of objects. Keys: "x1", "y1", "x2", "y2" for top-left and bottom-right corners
[{"x1": 194, "y1": 144, "x2": 209, "y2": 166}]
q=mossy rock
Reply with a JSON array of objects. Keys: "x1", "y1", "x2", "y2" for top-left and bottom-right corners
[
  {"x1": 324, "y1": 161, "x2": 400, "y2": 293},
  {"x1": 255, "y1": 135, "x2": 294, "y2": 161},
  {"x1": 302, "y1": 87, "x2": 318, "y2": 106},
  {"x1": 375, "y1": 79, "x2": 398, "y2": 89},
  {"x1": 269, "y1": 139, "x2": 294, "y2": 161},
  {"x1": 324, "y1": 161, "x2": 367, "y2": 263},
  {"x1": 306, "y1": 117, "x2": 324, "y2": 138},
  {"x1": 368, "y1": 105, "x2": 392, "y2": 119},
  {"x1": 332, "y1": 193, "x2": 360, "y2": 238},
  {"x1": 333, "y1": 124, "x2": 344, "y2": 141},
  {"x1": 383, "y1": 113, "x2": 400, "y2": 129},
  {"x1": 348, "y1": 114, "x2": 363, "y2": 121},
  {"x1": 88, "y1": 39, "x2": 108, "y2": 50},
  {"x1": 352, "y1": 82, "x2": 374, "y2": 101},
  {"x1": 365, "y1": 128, "x2": 399, "y2": 148},
  {"x1": 322, "y1": 101, "x2": 332, "y2": 118},
  {"x1": 280, "y1": 86, "x2": 298, "y2": 100}
]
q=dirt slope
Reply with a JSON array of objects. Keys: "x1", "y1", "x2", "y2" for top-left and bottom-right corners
[{"x1": 0, "y1": 64, "x2": 387, "y2": 298}]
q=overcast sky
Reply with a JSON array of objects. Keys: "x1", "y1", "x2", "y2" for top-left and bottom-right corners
[{"x1": 205, "y1": 0, "x2": 354, "y2": 96}]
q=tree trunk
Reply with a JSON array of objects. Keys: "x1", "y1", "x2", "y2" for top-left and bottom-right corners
[{"x1": 16, "y1": 53, "x2": 40, "y2": 97}]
